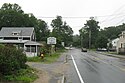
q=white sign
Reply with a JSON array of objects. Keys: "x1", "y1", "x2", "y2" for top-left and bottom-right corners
[
  {"x1": 61, "y1": 42, "x2": 65, "y2": 47},
  {"x1": 47, "y1": 37, "x2": 56, "y2": 44}
]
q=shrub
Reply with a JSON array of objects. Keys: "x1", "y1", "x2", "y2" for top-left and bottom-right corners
[{"x1": 0, "y1": 45, "x2": 27, "y2": 75}]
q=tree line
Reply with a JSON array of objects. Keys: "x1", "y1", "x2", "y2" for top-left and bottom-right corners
[
  {"x1": 0, "y1": 3, "x2": 73, "y2": 47},
  {"x1": 78, "y1": 17, "x2": 125, "y2": 49}
]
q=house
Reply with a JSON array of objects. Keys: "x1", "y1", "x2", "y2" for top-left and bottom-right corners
[
  {"x1": 0, "y1": 27, "x2": 42, "y2": 57},
  {"x1": 116, "y1": 31, "x2": 125, "y2": 54},
  {"x1": 111, "y1": 38, "x2": 119, "y2": 50}
]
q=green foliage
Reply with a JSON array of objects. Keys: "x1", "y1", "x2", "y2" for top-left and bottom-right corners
[
  {"x1": 51, "y1": 16, "x2": 73, "y2": 47},
  {"x1": 0, "y1": 45, "x2": 27, "y2": 75},
  {"x1": 3, "y1": 67, "x2": 38, "y2": 83},
  {"x1": 95, "y1": 35, "x2": 108, "y2": 48},
  {"x1": 27, "y1": 53, "x2": 60, "y2": 64},
  {"x1": 0, "y1": 3, "x2": 50, "y2": 41},
  {"x1": 100, "y1": 24, "x2": 125, "y2": 40},
  {"x1": 44, "y1": 53, "x2": 60, "y2": 64},
  {"x1": 0, "y1": 3, "x2": 30, "y2": 29},
  {"x1": 79, "y1": 17, "x2": 100, "y2": 48},
  {"x1": 72, "y1": 34, "x2": 81, "y2": 47},
  {"x1": 79, "y1": 17, "x2": 125, "y2": 49},
  {"x1": 35, "y1": 19, "x2": 50, "y2": 41},
  {"x1": 27, "y1": 49, "x2": 65, "y2": 63},
  {"x1": 94, "y1": 23, "x2": 125, "y2": 49},
  {"x1": 27, "y1": 56, "x2": 42, "y2": 62},
  {"x1": 83, "y1": 17, "x2": 100, "y2": 48}
]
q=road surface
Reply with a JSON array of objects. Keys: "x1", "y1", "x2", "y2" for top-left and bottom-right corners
[{"x1": 65, "y1": 48, "x2": 125, "y2": 83}]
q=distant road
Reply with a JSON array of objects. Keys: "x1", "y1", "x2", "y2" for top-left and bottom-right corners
[{"x1": 66, "y1": 48, "x2": 125, "y2": 83}]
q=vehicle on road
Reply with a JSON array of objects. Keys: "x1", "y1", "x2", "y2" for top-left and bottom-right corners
[
  {"x1": 96, "y1": 48, "x2": 107, "y2": 52},
  {"x1": 81, "y1": 48, "x2": 87, "y2": 52}
]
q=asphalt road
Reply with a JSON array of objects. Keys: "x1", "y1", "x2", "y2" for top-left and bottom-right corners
[{"x1": 66, "y1": 48, "x2": 125, "y2": 83}]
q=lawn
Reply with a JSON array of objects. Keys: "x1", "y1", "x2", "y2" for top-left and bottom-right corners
[
  {"x1": 27, "y1": 49, "x2": 65, "y2": 63},
  {"x1": 0, "y1": 66, "x2": 38, "y2": 83}
]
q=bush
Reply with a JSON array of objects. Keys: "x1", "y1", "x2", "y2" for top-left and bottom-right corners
[{"x1": 0, "y1": 45, "x2": 27, "y2": 75}]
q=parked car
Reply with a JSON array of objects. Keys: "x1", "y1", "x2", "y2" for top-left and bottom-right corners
[
  {"x1": 96, "y1": 48, "x2": 107, "y2": 52},
  {"x1": 81, "y1": 48, "x2": 87, "y2": 52}
]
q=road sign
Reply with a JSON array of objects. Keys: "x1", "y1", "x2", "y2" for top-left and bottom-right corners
[{"x1": 47, "y1": 37, "x2": 56, "y2": 44}]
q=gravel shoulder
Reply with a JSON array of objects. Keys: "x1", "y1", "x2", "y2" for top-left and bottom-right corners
[{"x1": 27, "y1": 52, "x2": 70, "y2": 83}]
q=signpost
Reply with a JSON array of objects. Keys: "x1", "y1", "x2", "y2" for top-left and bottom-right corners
[{"x1": 47, "y1": 37, "x2": 56, "y2": 56}]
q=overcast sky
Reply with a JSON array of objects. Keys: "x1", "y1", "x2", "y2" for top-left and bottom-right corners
[{"x1": 0, "y1": 0, "x2": 125, "y2": 34}]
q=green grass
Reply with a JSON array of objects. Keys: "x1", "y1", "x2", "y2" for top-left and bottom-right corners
[
  {"x1": 107, "y1": 51, "x2": 125, "y2": 56},
  {"x1": 44, "y1": 53, "x2": 60, "y2": 63},
  {"x1": 27, "y1": 49, "x2": 65, "y2": 63},
  {"x1": 27, "y1": 53, "x2": 60, "y2": 64},
  {"x1": 27, "y1": 56, "x2": 42, "y2": 62},
  {"x1": 107, "y1": 52, "x2": 117, "y2": 55},
  {"x1": 1, "y1": 67, "x2": 38, "y2": 83}
]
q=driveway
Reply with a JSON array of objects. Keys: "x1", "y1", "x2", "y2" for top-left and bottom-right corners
[{"x1": 27, "y1": 52, "x2": 70, "y2": 83}]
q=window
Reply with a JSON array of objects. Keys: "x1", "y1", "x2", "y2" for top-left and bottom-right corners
[
  {"x1": 123, "y1": 32, "x2": 125, "y2": 38},
  {"x1": 19, "y1": 37, "x2": 22, "y2": 40},
  {"x1": 124, "y1": 43, "x2": 125, "y2": 48},
  {"x1": 0, "y1": 37, "x2": 3, "y2": 39},
  {"x1": 121, "y1": 43, "x2": 123, "y2": 48},
  {"x1": 4, "y1": 37, "x2": 18, "y2": 40},
  {"x1": 25, "y1": 45, "x2": 36, "y2": 52},
  {"x1": 12, "y1": 32, "x2": 19, "y2": 35},
  {"x1": 23, "y1": 37, "x2": 30, "y2": 40},
  {"x1": 25, "y1": 45, "x2": 30, "y2": 52},
  {"x1": 31, "y1": 45, "x2": 36, "y2": 52}
]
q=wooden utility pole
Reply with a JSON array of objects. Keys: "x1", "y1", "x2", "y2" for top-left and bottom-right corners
[{"x1": 89, "y1": 30, "x2": 91, "y2": 50}]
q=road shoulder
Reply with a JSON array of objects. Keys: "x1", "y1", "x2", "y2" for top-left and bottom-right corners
[{"x1": 27, "y1": 52, "x2": 70, "y2": 83}]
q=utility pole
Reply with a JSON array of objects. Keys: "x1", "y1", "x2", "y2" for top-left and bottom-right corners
[
  {"x1": 89, "y1": 29, "x2": 91, "y2": 50},
  {"x1": 88, "y1": 17, "x2": 94, "y2": 50},
  {"x1": 80, "y1": 28, "x2": 84, "y2": 48},
  {"x1": 81, "y1": 34, "x2": 83, "y2": 48}
]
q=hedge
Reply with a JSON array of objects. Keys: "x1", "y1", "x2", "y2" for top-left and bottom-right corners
[{"x1": 0, "y1": 45, "x2": 27, "y2": 75}]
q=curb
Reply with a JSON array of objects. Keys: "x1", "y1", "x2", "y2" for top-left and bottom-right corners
[
  {"x1": 96, "y1": 51, "x2": 125, "y2": 59},
  {"x1": 61, "y1": 75, "x2": 65, "y2": 83}
]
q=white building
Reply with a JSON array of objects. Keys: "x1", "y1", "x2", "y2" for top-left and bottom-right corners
[
  {"x1": 0, "y1": 27, "x2": 42, "y2": 57},
  {"x1": 111, "y1": 38, "x2": 119, "y2": 50},
  {"x1": 117, "y1": 31, "x2": 125, "y2": 54}
]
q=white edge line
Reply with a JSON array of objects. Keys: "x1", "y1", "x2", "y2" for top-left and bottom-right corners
[{"x1": 71, "y1": 55, "x2": 85, "y2": 83}]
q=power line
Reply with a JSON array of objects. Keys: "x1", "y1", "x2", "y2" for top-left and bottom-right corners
[
  {"x1": 37, "y1": 13, "x2": 125, "y2": 19},
  {"x1": 101, "y1": 4, "x2": 125, "y2": 23},
  {"x1": 100, "y1": 14, "x2": 125, "y2": 23}
]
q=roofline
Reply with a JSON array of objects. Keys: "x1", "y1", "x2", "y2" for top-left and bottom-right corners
[
  {"x1": 2, "y1": 27, "x2": 34, "y2": 29},
  {"x1": 30, "y1": 28, "x2": 34, "y2": 37},
  {"x1": 0, "y1": 36, "x2": 31, "y2": 37}
]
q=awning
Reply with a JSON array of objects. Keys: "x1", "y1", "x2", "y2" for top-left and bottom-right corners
[{"x1": 24, "y1": 41, "x2": 43, "y2": 46}]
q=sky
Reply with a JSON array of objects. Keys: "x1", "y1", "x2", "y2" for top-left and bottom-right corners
[{"x1": 0, "y1": 0, "x2": 125, "y2": 35}]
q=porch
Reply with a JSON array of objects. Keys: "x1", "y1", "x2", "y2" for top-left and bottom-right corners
[{"x1": 24, "y1": 41, "x2": 42, "y2": 57}]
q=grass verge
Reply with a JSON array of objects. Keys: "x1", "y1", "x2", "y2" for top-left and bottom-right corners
[
  {"x1": 27, "y1": 49, "x2": 65, "y2": 64},
  {"x1": 0, "y1": 66, "x2": 38, "y2": 83}
]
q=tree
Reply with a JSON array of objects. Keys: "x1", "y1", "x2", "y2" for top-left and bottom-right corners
[
  {"x1": 79, "y1": 28, "x2": 89, "y2": 48},
  {"x1": 0, "y1": 45, "x2": 27, "y2": 75},
  {"x1": 1, "y1": 3, "x2": 24, "y2": 13},
  {"x1": 36, "y1": 19, "x2": 50, "y2": 41},
  {"x1": 0, "y1": 3, "x2": 30, "y2": 29},
  {"x1": 51, "y1": 16, "x2": 63, "y2": 44},
  {"x1": 51, "y1": 16, "x2": 73, "y2": 46},
  {"x1": 61, "y1": 22, "x2": 73, "y2": 46},
  {"x1": 0, "y1": 3, "x2": 50, "y2": 41},
  {"x1": 95, "y1": 35, "x2": 108, "y2": 48},
  {"x1": 81, "y1": 17, "x2": 100, "y2": 48},
  {"x1": 72, "y1": 35, "x2": 81, "y2": 47}
]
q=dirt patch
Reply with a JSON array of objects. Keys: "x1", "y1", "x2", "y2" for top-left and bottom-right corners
[
  {"x1": 52, "y1": 63, "x2": 70, "y2": 75},
  {"x1": 27, "y1": 53, "x2": 70, "y2": 83},
  {"x1": 33, "y1": 69, "x2": 50, "y2": 83}
]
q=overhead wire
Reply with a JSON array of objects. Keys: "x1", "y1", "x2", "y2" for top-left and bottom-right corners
[
  {"x1": 37, "y1": 13, "x2": 125, "y2": 19},
  {"x1": 100, "y1": 4, "x2": 125, "y2": 23}
]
